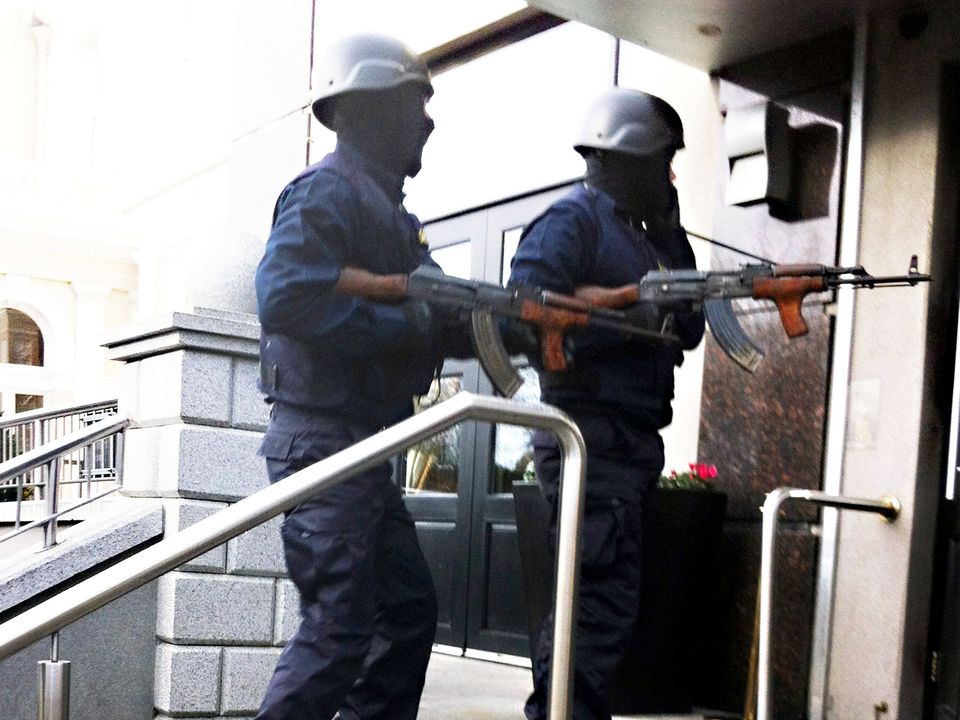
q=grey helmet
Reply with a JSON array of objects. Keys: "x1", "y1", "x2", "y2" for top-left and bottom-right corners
[
  {"x1": 311, "y1": 34, "x2": 433, "y2": 129},
  {"x1": 574, "y1": 87, "x2": 685, "y2": 158}
]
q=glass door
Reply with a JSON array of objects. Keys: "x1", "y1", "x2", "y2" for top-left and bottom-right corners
[
  {"x1": 409, "y1": 184, "x2": 573, "y2": 657},
  {"x1": 463, "y1": 190, "x2": 569, "y2": 657},
  {"x1": 402, "y1": 213, "x2": 485, "y2": 649}
]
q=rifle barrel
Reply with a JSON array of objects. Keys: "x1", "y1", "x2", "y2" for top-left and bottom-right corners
[
  {"x1": 585, "y1": 314, "x2": 680, "y2": 344},
  {"x1": 829, "y1": 273, "x2": 931, "y2": 288}
]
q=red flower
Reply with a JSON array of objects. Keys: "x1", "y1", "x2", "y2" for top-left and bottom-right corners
[{"x1": 708, "y1": 465, "x2": 718, "y2": 479}]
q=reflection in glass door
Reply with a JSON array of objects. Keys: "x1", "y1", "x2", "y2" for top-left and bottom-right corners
[
  {"x1": 492, "y1": 367, "x2": 540, "y2": 492},
  {"x1": 405, "y1": 241, "x2": 472, "y2": 500},
  {"x1": 406, "y1": 377, "x2": 464, "y2": 496},
  {"x1": 500, "y1": 226, "x2": 524, "y2": 284}
]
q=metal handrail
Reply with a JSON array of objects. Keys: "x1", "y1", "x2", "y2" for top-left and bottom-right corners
[
  {"x1": 0, "y1": 414, "x2": 129, "y2": 547},
  {"x1": 0, "y1": 392, "x2": 587, "y2": 720},
  {"x1": 757, "y1": 488, "x2": 900, "y2": 720},
  {"x1": 0, "y1": 400, "x2": 117, "y2": 431},
  {"x1": 1, "y1": 400, "x2": 122, "y2": 545},
  {"x1": 0, "y1": 414, "x2": 129, "y2": 482}
]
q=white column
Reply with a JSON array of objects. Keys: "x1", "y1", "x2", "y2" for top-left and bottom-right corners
[
  {"x1": 71, "y1": 281, "x2": 111, "y2": 401},
  {"x1": 30, "y1": 16, "x2": 50, "y2": 164}
]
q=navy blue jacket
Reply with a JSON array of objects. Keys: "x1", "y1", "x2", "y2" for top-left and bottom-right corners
[
  {"x1": 509, "y1": 183, "x2": 704, "y2": 429},
  {"x1": 256, "y1": 142, "x2": 447, "y2": 428}
]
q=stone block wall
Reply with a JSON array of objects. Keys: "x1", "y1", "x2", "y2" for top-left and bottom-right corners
[{"x1": 105, "y1": 309, "x2": 296, "y2": 718}]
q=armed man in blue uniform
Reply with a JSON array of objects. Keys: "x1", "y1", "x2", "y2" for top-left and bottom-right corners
[
  {"x1": 509, "y1": 88, "x2": 706, "y2": 720},
  {"x1": 254, "y1": 34, "x2": 467, "y2": 720}
]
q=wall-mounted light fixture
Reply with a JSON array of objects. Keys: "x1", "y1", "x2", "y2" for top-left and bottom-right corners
[{"x1": 724, "y1": 102, "x2": 794, "y2": 215}]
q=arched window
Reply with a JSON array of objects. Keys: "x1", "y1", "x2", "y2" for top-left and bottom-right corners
[{"x1": 0, "y1": 309, "x2": 44, "y2": 366}]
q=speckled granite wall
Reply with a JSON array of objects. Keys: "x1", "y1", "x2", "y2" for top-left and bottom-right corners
[
  {"x1": 701, "y1": 306, "x2": 830, "y2": 520},
  {"x1": 694, "y1": 79, "x2": 843, "y2": 719},
  {"x1": 698, "y1": 318, "x2": 827, "y2": 718}
]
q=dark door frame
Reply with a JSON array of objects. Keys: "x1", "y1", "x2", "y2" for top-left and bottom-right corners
[{"x1": 923, "y1": 61, "x2": 960, "y2": 720}]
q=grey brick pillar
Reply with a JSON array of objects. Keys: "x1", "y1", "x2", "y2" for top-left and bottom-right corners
[{"x1": 105, "y1": 308, "x2": 296, "y2": 719}]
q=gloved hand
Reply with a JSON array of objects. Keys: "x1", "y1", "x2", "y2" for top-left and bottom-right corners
[
  {"x1": 645, "y1": 183, "x2": 681, "y2": 239},
  {"x1": 434, "y1": 304, "x2": 474, "y2": 359},
  {"x1": 501, "y1": 318, "x2": 539, "y2": 357},
  {"x1": 400, "y1": 299, "x2": 437, "y2": 351},
  {"x1": 623, "y1": 301, "x2": 662, "y2": 331},
  {"x1": 645, "y1": 184, "x2": 698, "y2": 267}
]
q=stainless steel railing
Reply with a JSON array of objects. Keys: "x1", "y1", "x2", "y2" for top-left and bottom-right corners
[
  {"x1": 1, "y1": 400, "x2": 122, "y2": 546},
  {"x1": 0, "y1": 392, "x2": 587, "y2": 720},
  {"x1": 0, "y1": 400, "x2": 118, "y2": 466},
  {"x1": 757, "y1": 488, "x2": 901, "y2": 720},
  {"x1": 0, "y1": 413, "x2": 129, "y2": 549}
]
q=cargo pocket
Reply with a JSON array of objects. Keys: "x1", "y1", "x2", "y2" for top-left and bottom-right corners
[
  {"x1": 258, "y1": 430, "x2": 294, "y2": 460},
  {"x1": 580, "y1": 499, "x2": 627, "y2": 572},
  {"x1": 280, "y1": 511, "x2": 321, "y2": 600}
]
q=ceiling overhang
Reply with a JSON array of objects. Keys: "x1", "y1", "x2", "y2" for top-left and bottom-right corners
[
  {"x1": 421, "y1": 7, "x2": 567, "y2": 74},
  {"x1": 525, "y1": 0, "x2": 939, "y2": 72}
]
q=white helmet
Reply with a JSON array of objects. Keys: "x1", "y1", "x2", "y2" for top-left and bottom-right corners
[
  {"x1": 311, "y1": 34, "x2": 433, "y2": 129},
  {"x1": 574, "y1": 88, "x2": 684, "y2": 158}
]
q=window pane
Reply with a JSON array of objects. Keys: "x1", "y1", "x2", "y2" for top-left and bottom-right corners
[
  {"x1": 500, "y1": 226, "x2": 524, "y2": 284},
  {"x1": 431, "y1": 240, "x2": 472, "y2": 280},
  {"x1": 15, "y1": 394, "x2": 43, "y2": 413},
  {"x1": 0, "y1": 309, "x2": 44, "y2": 366},
  {"x1": 491, "y1": 366, "x2": 541, "y2": 494},
  {"x1": 308, "y1": 1, "x2": 529, "y2": 161},
  {"x1": 407, "y1": 22, "x2": 613, "y2": 220},
  {"x1": 405, "y1": 376, "x2": 463, "y2": 494}
]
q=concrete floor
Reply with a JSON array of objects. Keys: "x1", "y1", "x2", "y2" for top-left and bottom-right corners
[{"x1": 419, "y1": 651, "x2": 711, "y2": 720}]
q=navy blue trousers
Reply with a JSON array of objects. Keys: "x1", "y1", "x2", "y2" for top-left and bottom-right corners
[
  {"x1": 524, "y1": 408, "x2": 662, "y2": 720},
  {"x1": 257, "y1": 405, "x2": 437, "y2": 720}
]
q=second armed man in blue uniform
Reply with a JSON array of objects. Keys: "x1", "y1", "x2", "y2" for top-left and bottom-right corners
[{"x1": 510, "y1": 87, "x2": 705, "y2": 720}]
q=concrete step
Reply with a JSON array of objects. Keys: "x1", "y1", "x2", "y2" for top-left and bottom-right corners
[
  {"x1": 420, "y1": 651, "x2": 728, "y2": 720},
  {"x1": 0, "y1": 497, "x2": 163, "y2": 615}
]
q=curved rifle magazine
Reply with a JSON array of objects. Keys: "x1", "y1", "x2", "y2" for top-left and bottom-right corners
[
  {"x1": 704, "y1": 298, "x2": 764, "y2": 373},
  {"x1": 470, "y1": 310, "x2": 523, "y2": 397}
]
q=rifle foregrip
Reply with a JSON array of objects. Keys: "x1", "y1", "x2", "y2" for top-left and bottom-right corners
[
  {"x1": 772, "y1": 263, "x2": 827, "y2": 277},
  {"x1": 752, "y1": 276, "x2": 825, "y2": 338},
  {"x1": 336, "y1": 266, "x2": 409, "y2": 301}
]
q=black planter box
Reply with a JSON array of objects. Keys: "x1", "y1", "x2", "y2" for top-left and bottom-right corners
[{"x1": 513, "y1": 482, "x2": 728, "y2": 715}]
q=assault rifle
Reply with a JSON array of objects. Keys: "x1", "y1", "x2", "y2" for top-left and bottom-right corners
[
  {"x1": 335, "y1": 266, "x2": 678, "y2": 397},
  {"x1": 576, "y1": 256, "x2": 930, "y2": 372}
]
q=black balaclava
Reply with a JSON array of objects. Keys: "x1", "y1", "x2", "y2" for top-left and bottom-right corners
[
  {"x1": 334, "y1": 83, "x2": 435, "y2": 180},
  {"x1": 584, "y1": 149, "x2": 675, "y2": 236}
]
